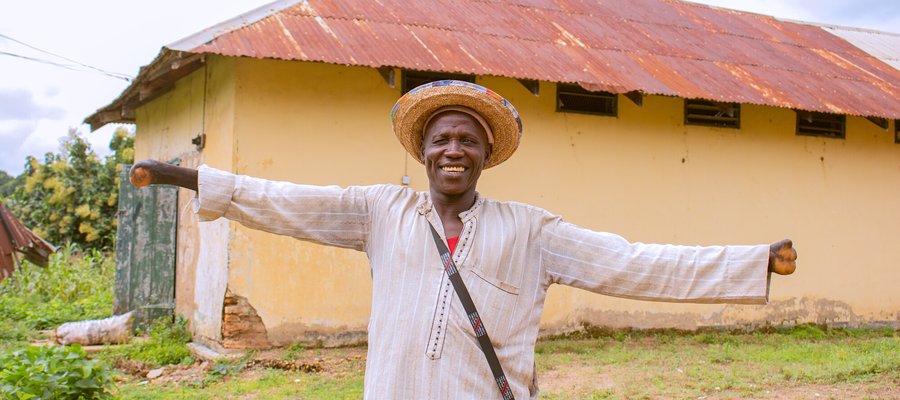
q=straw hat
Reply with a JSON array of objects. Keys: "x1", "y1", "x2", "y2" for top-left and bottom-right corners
[{"x1": 391, "y1": 80, "x2": 522, "y2": 169}]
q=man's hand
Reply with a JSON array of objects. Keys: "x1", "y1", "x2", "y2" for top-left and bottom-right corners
[
  {"x1": 768, "y1": 239, "x2": 797, "y2": 275},
  {"x1": 130, "y1": 161, "x2": 153, "y2": 187},
  {"x1": 130, "y1": 159, "x2": 198, "y2": 191}
]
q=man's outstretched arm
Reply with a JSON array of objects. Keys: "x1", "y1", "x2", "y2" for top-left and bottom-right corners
[{"x1": 130, "y1": 159, "x2": 198, "y2": 191}]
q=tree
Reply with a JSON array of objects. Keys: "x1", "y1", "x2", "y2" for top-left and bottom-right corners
[
  {"x1": 0, "y1": 170, "x2": 22, "y2": 198},
  {"x1": 7, "y1": 127, "x2": 134, "y2": 250}
]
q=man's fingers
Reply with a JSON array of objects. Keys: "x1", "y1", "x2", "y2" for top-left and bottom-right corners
[
  {"x1": 774, "y1": 239, "x2": 792, "y2": 251},
  {"x1": 773, "y1": 258, "x2": 796, "y2": 275},
  {"x1": 769, "y1": 239, "x2": 797, "y2": 275},
  {"x1": 130, "y1": 165, "x2": 152, "y2": 187}
]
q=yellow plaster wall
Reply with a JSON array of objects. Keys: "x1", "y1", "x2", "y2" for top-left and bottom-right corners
[
  {"x1": 134, "y1": 57, "x2": 237, "y2": 343},
  {"x1": 476, "y1": 78, "x2": 900, "y2": 330},
  {"x1": 224, "y1": 59, "x2": 402, "y2": 345},
  {"x1": 167, "y1": 58, "x2": 898, "y2": 344}
]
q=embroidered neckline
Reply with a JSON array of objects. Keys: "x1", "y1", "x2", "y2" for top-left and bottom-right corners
[{"x1": 416, "y1": 192, "x2": 484, "y2": 223}]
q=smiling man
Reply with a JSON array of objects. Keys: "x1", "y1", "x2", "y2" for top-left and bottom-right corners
[{"x1": 131, "y1": 80, "x2": 797, "y2": 400}]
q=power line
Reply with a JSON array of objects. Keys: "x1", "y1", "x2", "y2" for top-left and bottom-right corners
[
  {"x1": 0, "y1": 33, "x2": 133, "y2": 82},
  {"x1": 0, "y1": 51, "x2": 83, "y2": 72}
]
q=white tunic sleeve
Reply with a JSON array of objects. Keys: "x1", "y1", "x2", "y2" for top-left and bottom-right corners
[
  {"x1": 540, "y1": 216, "x2": 771, "y2": 304},
  {"x1": 192, "y1": 165, "x2": 371, "y2": 251}
]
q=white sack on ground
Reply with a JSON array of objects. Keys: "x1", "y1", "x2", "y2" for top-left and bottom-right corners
[{"x1": 56, "y1": 311, "x2": 134, "y2": 345}]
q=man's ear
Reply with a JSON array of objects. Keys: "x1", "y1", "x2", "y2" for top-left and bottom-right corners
[{"x1": 484, "y1": 143, "x2": 493, "y2": 164}]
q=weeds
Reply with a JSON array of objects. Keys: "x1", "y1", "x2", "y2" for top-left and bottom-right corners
[
  {"x1": 100, "y1": 316, "x2": 194, "y2": 369},
  {"x1": 282, "y1": 342, "x2": 305, "y2": 360},
  {"x1": 0, "y1": 245, "x2": 113, "y2": 331},
  {"x1": 207, "y1": 353, "x2": 252, "y2": 382}
]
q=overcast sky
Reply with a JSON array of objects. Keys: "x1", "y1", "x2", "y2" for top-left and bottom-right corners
[{"x1": 1, "y1": 0, "x2": 897, "y2": 175}]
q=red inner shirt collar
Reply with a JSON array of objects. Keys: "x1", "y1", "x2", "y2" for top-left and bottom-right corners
[{"x1": 447, "y1": 236, "x2": 460, "y2": 254}]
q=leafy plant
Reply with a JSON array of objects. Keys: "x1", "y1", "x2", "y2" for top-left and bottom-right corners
[
  {"x1": 282, "y1": 342, "x2": 305, "y2": 360},
  {"x1": 208, "y1": 354, "x2": 251, "y2": 381},
  {"x1": 104, "y1": 316, "x2": 193, "y2": 368},
  {"x1": 0, "y1": 246, "x2": 113, "y2": 330},
  {"x1": 6, "y1": 127, "x2": 133, "y2": 250},
  {"x1": 0, "y1": 169, "x2": 22, "y2": 199},
  {"x1": 0, "y1": 344, "x2": 115, "y2": 399}
]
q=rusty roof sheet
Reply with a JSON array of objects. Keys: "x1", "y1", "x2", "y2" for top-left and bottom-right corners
[
  {"x1": 88, "y1": 0, "x2": 900, "y2": 128},
  {"x1": 0, "y1": 203, "x2": 56, "y2": 280},
  {"x1": 819, "y1": 25, "x2": 900, "y2": 70}
]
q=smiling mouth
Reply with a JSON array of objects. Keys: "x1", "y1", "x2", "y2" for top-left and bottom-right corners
[{"x1": 441, "y1": 166, "x2": 466, "y2": 173}]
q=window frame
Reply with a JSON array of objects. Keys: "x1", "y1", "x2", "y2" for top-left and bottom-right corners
[
  {"x1": 556, "y1": 84, "x2": 618, "y2": 117},
  {"x1": 684, "y1": 99, "x2": 741, "y2": 129},
  {"x1": 795, "y1": 110, "x2": 846, "y2": 139}
]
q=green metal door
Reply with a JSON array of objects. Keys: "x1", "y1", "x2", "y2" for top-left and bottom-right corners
[{"x1": 115, "y1": 165, "x2": 178, "y2": 328}]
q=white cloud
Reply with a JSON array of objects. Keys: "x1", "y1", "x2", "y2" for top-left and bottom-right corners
[{"x1": 0, "y1": 88, "x2": 65, "y2": 120}]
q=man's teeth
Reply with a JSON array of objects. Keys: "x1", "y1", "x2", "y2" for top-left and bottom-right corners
[{"x1": 442, "y1": 166, "x2": 465, "y2": 172}]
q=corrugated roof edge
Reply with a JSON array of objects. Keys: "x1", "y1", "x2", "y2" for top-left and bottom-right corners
[
  {"x1": 780, "y1": 19, "x2": 900, "y2": 36},
  {"x1": 86, "y1": 1, "x2": 900, "y2": 130},
  {"x1": 168, "y1": 0, "x2": 303, "y2": 51}
]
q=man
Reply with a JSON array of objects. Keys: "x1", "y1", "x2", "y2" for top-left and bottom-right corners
[{"x1": 131, "y1": 80, "x2": 797, "y2": 399}]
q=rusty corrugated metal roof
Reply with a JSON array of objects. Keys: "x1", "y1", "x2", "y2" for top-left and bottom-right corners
[
  {"x1": 87, "y1": 0, "x2": 900, "y2": 128},
  {"x1": 0, "y1": 203, "x2": 56, "y2": 279},
  {"x1": 819, "y1": 25, "x2": 900, "y2": 70}
]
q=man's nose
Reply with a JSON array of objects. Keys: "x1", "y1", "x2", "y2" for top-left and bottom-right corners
[{"x1": 445, "y1": 139, "x2": 464, "y2": 156}]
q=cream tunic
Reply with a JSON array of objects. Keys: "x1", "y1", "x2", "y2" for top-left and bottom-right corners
[{"x1": 194, "y1": 165, "x2": 770, "y2": 399}]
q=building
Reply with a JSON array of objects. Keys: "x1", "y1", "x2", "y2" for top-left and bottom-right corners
[{"x1": 87, "y1": 0, "x2": 900, "y2": 350}]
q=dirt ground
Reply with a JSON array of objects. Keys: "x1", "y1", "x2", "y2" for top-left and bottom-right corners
[
  {"x1": 538, "y1": 364, "x2": 899, "y2": 399},
  {"x1": 118, "y1": 345, "x2": 899, "y2": 399},
  {"x1": 116, "y1": 346, "x2": 368, "y2": 386}
]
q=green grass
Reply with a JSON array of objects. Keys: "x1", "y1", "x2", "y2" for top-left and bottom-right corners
[
  {"x1": 117, "y1": 369, "x2": 364, "y2": 399},
  {"x1": 0, "y1": 246, "x2": 114, "y2": 355},
  {"x1": 0, "y1": 245, "x2": 113, "y2": 331},
  {"x1": 96, "y1": 316, "x2": 195, "y2": 369},
  {"x1": 534, "y1": 325, "x2": 899, "y2": 399},
  {"x1": 1, "y1": 251, "x2": 895, "y2": 399},
  {"x1": 115, "y1": 324, "x2": 898, "y2": 399}
]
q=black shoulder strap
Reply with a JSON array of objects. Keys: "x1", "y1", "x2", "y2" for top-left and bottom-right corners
[{"x1": 427, "y1": 221, "x2": 515, "y2": 400}]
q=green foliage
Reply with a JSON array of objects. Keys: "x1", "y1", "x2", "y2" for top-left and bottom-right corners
[
  {"x1": 0, "y1": 344, "x2": 115, "y2": 399},
  {"x1": 777, "y1": 323, "x2": 827, "y2": 340},
  {"x1": 207, "y1": 354, "x2": 251, "y2": 382},
  {"x1": 282, "y1": 342, "x2": 305, "y2": 360},
  {"x1": 104, "y1": 316, "x2": 193, "y2": 368},
  {"x1": 6, "y1": 127, "x2": 134, "y2": 250},
  {"x1": 0, "y1": 169, "x2": 22, "y2": 199},
  {"x1": 0, "y1": 246, "x2": 113, "y2": 330}
]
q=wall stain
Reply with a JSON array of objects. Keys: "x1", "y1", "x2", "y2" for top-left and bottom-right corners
[
  {"x1": 537, "y1": 297, "x2": 898, "y2": 338},
  {"x1": 268, "y1": 322, "x2": 368, "y2": 348}
]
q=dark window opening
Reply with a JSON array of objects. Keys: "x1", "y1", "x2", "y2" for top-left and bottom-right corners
[
  {"x1": 866, "y1": 116, "x2": 889, "y2": 129},
  {"x1": 684, "y1": 99, "x2": 740, "y2": 129},
  {"x1": 401, "y1": 70, "x2": 475, "y2": 94},
  {"x1": 556, "y1": 84, "x2": 617, "y2": 116},
  {"x1": 796, "y1": 111, "x2": 845, "y2": 139}
]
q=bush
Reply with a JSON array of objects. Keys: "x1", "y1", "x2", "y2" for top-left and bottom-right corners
[
  {"x1": 0, "y1": 246, "x2": 113, "y2": 330},
  {"x1": 0, "y1": 344, "x2": 115, "y2": 399},
  {"x1": 6, "y1": 128, "x2": 133, "y2": 251},
  {"x1": 108, "y1": 316, "x2": 194, "y2": 368}
]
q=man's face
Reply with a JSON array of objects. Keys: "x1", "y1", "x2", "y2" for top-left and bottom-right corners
[{"x1": 422, "y1": 111, "x2": 492, "y2": 200}]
